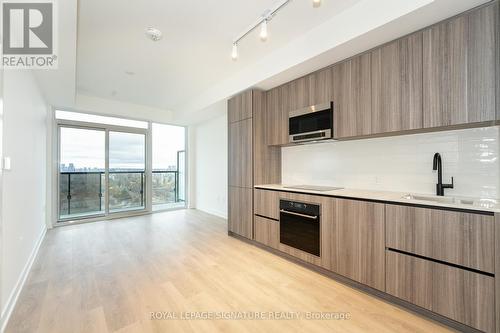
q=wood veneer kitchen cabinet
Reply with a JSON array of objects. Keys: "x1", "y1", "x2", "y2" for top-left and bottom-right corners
[
  {"x1": 289, "y1": 76, "x2": 310, "y2": 111},
  {"x1": 228, "y1": 118, "x2": 252, "y2": 188},
  {"x1": 265, "y1": 86, "x2": 288, "y2": 146},
  {"x1": 254, "y1": 189, "x2": 280, "y2": 220},
  {"x1": 308, "y1": 68, "x2": 333, "y2": 106},
  {"x1": 254, "y1": 215, "x2": 279, "y2": 249},
  {"x1": 253, "y1": 90, "x2": 281, "y2": 185},
  {"x1": 228, "y1": 89, "x2": 281, "y2": 238},
  {"x1": 423, "y1": 3, "x2": 497, "y2": 128},
  {"x1": 331, "y1": 199, "x2": 385, "y2": 290},
  {"x1": 386, "y1": 250, "x2": 495, "y2": 332},
  {"x1": 468, "y1": 3, "x2": 497, "y2": 124},
  {"x1": 422, "y1": 13, "x2": 466, "y2": 127},
  {"x1": 495, "y1": 213, "x2": 500, "y2": 333},
  {"x1": 291, "y1": 68, "x2": 333, "y2": 110},
  {"x1": 497, "y1": 2, "x2": 500, "y2": 123},
  {"x1": 372, "y1": 33, "x2": 423, "y2": 133},
  {"x1": 228, "y1": 186, "x2": 253, "y2": 239},
  {"x1": 228, "y1": 90, "x2": 253, "y2": 123},
  {"x1": 333, "y1": 53, "x2": 372, "y2": 138},
  {"x1": 386, "y1": 205, "x2": 495, "y2": 273}
]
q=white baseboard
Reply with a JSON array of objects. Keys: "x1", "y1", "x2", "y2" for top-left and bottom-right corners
[
  {"x1": 196, "y1": 207, "x2": 228, "y2": 220},
  {"x1": 1, "y1": 227, "x2": 47, "y2": 333}
]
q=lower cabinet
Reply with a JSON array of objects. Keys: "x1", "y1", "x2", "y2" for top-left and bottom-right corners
[
  {"x1": 386, "y1": 204, "x2": 495, "y2": 273},
  {"x1": 331, "y1": 199, "x2": 386, "y2": 291},
  {"x1": 386, "y1": 250, "x2": 495, "y2": 332},
  {"x1": 246, "y1": 190, "x2": 498, "y2": 331},
  {"x1": 228, "y1": 186, "x2": 253, "y2": 239},
  {"x1": 254, "y1": 215, "x2": 279, "y2": 249},
  {"x1": 254, "y1": 189, "x2": 280, "y2": 220}
]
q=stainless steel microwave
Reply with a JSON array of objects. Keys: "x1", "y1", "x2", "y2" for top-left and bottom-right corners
[{"x1": 288, "y1": 102, "x2": 333, "y2": 144}]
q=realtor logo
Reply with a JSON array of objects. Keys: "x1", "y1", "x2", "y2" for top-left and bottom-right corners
[{"x1": 1, "y1": 1, "x2": 57, "y2": 69}]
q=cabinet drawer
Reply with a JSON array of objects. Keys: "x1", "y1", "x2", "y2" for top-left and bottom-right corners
[
  {"x1": 254, "y1": 215, "x2": 279, "y2": 249},
  {"x1": 386, "y1": 250, "x2": 494, "y2": 332},
  {"x1": 386, "y1": 205, "x2": 494, "y2": 273},
  {"x1": 254, "y1": 189, "x2": 280, "y2": 220}
]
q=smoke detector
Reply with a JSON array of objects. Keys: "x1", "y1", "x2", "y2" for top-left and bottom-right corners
[{"x1": 146, "y1": 27, "x2": 162, "y2": 41}]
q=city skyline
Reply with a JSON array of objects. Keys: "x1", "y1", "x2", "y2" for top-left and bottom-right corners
[
  {"x1": 60, "y1": 124, "x2": 185, "y2": 170},
  {"x1": 60, "y1": 163, "x2": 178, "y2": 172}
]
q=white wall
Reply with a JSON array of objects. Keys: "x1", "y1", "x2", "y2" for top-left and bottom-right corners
[
  {"x1": 282, "y1": 126, "x2": 500, "y2": 199},
  {"x1": 1, "y1": 71, "x2": 47, "y2": 327},
  {"x1": 193, "y1": 113, "x2": 228, "y2": 218}
]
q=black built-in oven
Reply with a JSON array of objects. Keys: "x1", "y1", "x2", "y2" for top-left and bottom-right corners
[{"x1": 280, "y1": 199, "x2": 320, "y2": 257}]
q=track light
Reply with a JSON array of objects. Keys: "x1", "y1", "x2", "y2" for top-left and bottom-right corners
[
  {"x1": 260, "y1": 20, "x2": 268, "y2": 42},
  {"x1": 231, "y1": 0, "x2": 323, "y2": 60},
  {"x1": 231, "y1": 43, "x2": 238, "y2": 61}
]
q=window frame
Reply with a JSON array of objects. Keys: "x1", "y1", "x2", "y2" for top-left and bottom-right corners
[{"x1": 51, "y1": 109, "x2": 188, "y2": 226}]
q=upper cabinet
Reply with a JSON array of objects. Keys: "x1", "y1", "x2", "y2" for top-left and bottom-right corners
[
  {"x1": 262, "y1": 2, "x2": 498, "y2": 143},
  {"x1": 423, "y1": 3, "x2": 497, "y2": 128},
  {"x1": 254, "y1": 90, "x2": 281, "y2": 185},
  {"x1": 308, "y1": 68, "x2": 333, "y2": 106},
  {"x1": 371, "y1": 33, "x2": 423, "y2": 133},
  {"x1": 467, "y1": 3, "x2": 498, "y2": 123},
  {"x1": 265, "y1": 86, "x2": 288, "y2": 146},
  {"x1": 288, "y1": 76, "x2": 310, "y2": 111},
  {"x1": 287, "y1": 68, "x2": 333, "y2": 111},
  {"x1": 228, "y1": 90, "x2": 253, "y2": 123},
  {"x1": 333, "y1": 53, "x2": 372, "y2": 138}
]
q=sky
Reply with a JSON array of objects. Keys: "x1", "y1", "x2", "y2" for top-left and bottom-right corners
[{"x1": 60, "y1": 124, "x2": 185, "y2": 171}]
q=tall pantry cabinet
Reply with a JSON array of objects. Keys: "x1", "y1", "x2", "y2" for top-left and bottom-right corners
[{"x1": 227, "y1": 90, "x2": 281, "y2": 239}]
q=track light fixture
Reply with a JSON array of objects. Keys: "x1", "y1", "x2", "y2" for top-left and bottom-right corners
[
  {"x1": 260, "y1": 20, "x2": 268, "y2": 42},
  {"x1": 231, "y1": 43, "x2": 238, "y2": 61},
  {"x1": 231, "y1": 0, "x2": 323, "y2": 60}
]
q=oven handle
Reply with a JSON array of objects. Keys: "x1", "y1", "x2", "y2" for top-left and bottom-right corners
[{"x1": 280, "y1": 209, "x2": 318, "y2": 220}]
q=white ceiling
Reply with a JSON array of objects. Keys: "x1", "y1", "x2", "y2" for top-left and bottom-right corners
[{"x1": 76, "y1": 0, "x2": 361, "y2": 111}]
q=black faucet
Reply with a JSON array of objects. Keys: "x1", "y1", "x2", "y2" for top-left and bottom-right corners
[{"x1": 432, "y1": 153, "x2": 454, "y2": 196}]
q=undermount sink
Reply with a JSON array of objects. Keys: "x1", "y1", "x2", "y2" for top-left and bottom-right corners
[
  {"x1": 401, "y1": 194, "x2": 499, "y2": 209},
  {"x1": 401, "y1": 194, "x2": 457, "y2": 204}
]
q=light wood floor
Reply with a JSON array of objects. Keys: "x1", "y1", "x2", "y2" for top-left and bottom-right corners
[{"x1": 6, "y1": 209, "x2": 454, "y2": 333}]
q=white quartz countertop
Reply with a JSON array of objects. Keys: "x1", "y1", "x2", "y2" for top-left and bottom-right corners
[{"x1": 254, "y1": 184, "x2": 500, "y2": 214}]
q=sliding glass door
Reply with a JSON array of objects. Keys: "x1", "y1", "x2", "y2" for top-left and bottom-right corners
[
  {"x1": 55, "y1": 111, "x2": 188, "y2": 224},
  {"x1": 59, "y1": 127, "x2": 106, "y2": 220},
  {"x1": 108, "y1": 131, "x2": 146, "y2": 213},
  {"x1": 58, "y1": 126, "x2": 147, "y2": 221}
]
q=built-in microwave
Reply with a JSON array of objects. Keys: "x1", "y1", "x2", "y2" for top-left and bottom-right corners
[{"x1": 288, "y1": 102, "x2": 333, "y2": 144}]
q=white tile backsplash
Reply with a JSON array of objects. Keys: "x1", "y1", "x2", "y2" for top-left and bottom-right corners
[{"x1": 282, "y1": 126, "x2": 500, "y2": 199}]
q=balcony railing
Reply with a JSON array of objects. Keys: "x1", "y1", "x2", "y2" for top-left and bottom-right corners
[{"x1": 59, "y1": 170, "x2": 181, "y2": 219}]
